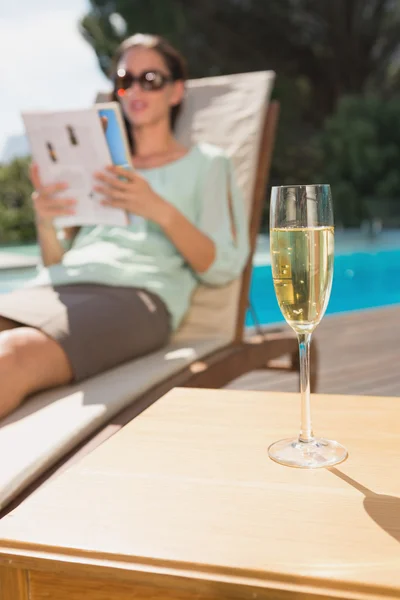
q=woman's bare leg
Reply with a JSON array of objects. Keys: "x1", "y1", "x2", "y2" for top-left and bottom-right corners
[{"x1": 0, "y1": 326, "x2": 73, "y2": 420}]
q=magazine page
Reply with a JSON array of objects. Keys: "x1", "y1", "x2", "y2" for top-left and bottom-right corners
[{"x1": 22, "y1": 104, "x2": 130, "y2": 227}]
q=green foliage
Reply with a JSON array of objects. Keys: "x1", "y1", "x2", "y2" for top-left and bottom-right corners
[
  {"x1": 81, "y1": 0, "x2": 400, "y2": 114},
  {"x1": 0, "y1": 157, "x2": 36, "y2": 243},
  {"x1": 317, "y1": 95, "x2": 400, "y2": 226}
]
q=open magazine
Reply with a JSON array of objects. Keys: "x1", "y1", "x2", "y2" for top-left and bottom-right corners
[{"x1": 22, "y1": 102, "x2": 132, "y2": 227}]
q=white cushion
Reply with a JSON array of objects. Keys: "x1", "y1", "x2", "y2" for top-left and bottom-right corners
[{"x1": 0, "y1": 336, "x2": 226, "y2": 509}]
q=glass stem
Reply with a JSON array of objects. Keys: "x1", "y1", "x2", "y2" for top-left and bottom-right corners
[{"x1": 297, "y1": 332, "x2": 314, "y2": 443}]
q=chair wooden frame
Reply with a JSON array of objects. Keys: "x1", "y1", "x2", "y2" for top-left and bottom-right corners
[{"x1": 1, "y1": 100, "x2": 318, "y2": 517}]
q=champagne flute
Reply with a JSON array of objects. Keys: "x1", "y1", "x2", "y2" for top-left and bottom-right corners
[{"x1": 268, "y1": 185, "x2": 348, "y2": 468}]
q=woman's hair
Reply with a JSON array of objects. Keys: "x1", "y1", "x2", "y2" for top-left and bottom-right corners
[{"x1": 110, "y1": 34, "x2": 188, "y2": 153}]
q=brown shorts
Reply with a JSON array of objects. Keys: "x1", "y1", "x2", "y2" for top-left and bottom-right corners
[{"x1": 0, "y1": 284, "x2": 171, "y2": 382}]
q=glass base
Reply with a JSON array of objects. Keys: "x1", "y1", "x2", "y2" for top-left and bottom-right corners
[{"x1": 268, "y1": 437, "x2": 348, "y2": 469}]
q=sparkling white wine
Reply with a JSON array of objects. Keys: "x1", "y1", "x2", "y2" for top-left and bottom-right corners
[{"x1": 270, "y1": 226, "x2": 334, "y2": 333}]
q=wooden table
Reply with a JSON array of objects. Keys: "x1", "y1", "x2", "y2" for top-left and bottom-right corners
[{"x1": 0, "y1": 388, "x2": 399, "y2": 600}]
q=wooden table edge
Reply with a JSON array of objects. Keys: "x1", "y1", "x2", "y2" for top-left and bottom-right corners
[{"x1": 0, "y1": 544, "x2": 398, "y2": 600}]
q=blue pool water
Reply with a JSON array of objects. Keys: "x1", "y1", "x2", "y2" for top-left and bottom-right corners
[
  {"x1": 247, "y1": 248, "x2": 400, "y2": 326},
  {"x1": 247, "y1": 237, "x2": 400, "y2": 326},
  {"x1": 0, "y1": 232, "x2": 399, "y2": 325}
]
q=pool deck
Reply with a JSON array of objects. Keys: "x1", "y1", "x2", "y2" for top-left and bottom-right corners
[{"x1": 228, "y1": 305, "x2": 400, "y2": 397}]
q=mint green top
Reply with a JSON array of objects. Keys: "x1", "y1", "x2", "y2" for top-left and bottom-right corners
[{"x1": 29, "y1": 143, "x2": 250, "y2": 330}]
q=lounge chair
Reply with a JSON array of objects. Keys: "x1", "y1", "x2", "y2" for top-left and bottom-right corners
[{"x1": 0, "y1": 71, "x2": 318, "y2": 515}]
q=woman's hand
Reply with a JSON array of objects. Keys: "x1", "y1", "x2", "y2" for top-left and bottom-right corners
[
  {"x1": 93, "y1": 166, "x2": 173, "y2": 227},
  {"x1": 30, "y1": 163, "x2": 76, "y2": 226}
]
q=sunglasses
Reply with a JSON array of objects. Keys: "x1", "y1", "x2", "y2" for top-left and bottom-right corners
[{"x1": 114, "y1": 69, "x2": 173, "y2": 95}]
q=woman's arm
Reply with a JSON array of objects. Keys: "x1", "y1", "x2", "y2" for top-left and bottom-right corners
[
  {"x1": 159, "y1": 204, "x2": 216, "y2": 274},
  {"x1": 35, "y1": 219, "x2": 66, "y2": 267},
  {"x1": 95, "y1": 165, "x2": 218, "y2": 272},
  {"x1": 95, "y1": 155, "x2": 249, "y2": 285},
  {"x1": 173, "y1": 153, "x2": 249, "y2": 286}
]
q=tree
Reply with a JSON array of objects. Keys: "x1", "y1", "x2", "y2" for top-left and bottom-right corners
[
  {"x1": 0, "y1": 157, "x2": 36, "y2": 243},
  {"x1": 80, "y1": 0, "x2": 400, "y2": 119},
  {"x1": 317, "y1": 94, "x2": 400, "y2": 226}
]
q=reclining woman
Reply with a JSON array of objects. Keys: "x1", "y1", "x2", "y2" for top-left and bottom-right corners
[{"x1": 0, "y1": 34, "x2": 249, "y2": 420}]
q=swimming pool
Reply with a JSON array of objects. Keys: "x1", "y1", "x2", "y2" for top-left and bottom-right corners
[
  {"x1": 247, "y1": 245, "x2": 400, "y2": 326},
  {"x1": 0, "y1": 232, "x2": 399, "y2": 326}
]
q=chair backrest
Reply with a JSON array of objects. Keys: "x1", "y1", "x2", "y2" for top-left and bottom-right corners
[
  {"x1": 173, "y1": 71, "x2": 276, "y2": 342},
  {"x1": 96, "y1": 71, "x2": 276, "y2": 342}
]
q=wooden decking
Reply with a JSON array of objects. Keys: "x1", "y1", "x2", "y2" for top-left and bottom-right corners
[{"x1": 227, "y1": 305, "x2": 400, "y2": 397}]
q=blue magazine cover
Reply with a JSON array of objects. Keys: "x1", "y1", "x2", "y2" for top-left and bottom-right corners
[{"x1": 96, "y1": 103, "x2": 132, "y2": 170}]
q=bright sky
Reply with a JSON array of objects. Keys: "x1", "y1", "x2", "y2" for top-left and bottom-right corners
[{"x1": 0, "y1": 0, "x2": 112, "y2": 156}]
